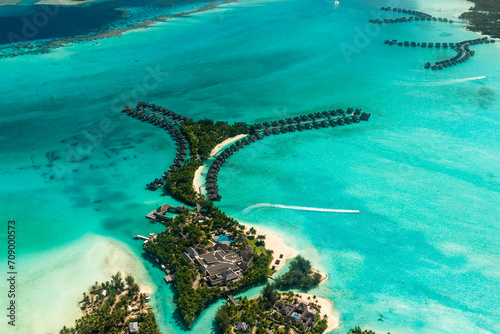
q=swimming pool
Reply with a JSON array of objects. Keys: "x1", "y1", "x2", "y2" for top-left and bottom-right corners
[{"x1": 216, "y1": 235, "x2": 234, "y2": 243}]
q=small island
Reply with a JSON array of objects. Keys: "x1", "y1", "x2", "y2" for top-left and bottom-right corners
[
  {"x1": 123, "y1": 102, "x2": 369, "y2": 330},
  {"x1": 275, "y1": 256, "x2": 324, "y2": 290},
  {"x1": 460, "y1": 0, "x2": 500, "y2": 38},
  {"x1": 143, "y1": 201, "x2": 275, "y2": 326},
  {"x1": 215, "y1": 283, "x2": 331, "y2": 334},
  {"x1": 59, "y1": 273, "x2": 160, "y2": 334}
]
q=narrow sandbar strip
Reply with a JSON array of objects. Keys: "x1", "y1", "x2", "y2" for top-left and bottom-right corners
[
  {"x1": 193, "y1": 165, "x2": 206, "y2": 194},
  {"x1": 210, "y1": 134, "x2": 247, "y2": 157}
]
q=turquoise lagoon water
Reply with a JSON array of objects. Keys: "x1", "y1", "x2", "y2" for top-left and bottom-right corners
[{"x1": 0, "y1": 0, "x2": 499, "y2": 333}]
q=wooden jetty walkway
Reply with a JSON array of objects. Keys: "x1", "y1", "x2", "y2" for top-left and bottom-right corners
[
  {"x1": 122, "y1": 102, "x2": 371, "y2": 202},
  {"x1": 227, "y1": 295, "x2": 239, "y2": 307}
]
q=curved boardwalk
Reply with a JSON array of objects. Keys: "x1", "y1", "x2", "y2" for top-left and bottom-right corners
[
  {"x1": 384, "y1": 36, "x2": 496, "y2": 70},
  {"x1": 370, "y1": 7, "x2": 454, "y2": 25},
  {"x1": 122, "y1": 103, "x2": 371, "y2": 201},
  {"x1": 205, "y1": 109, "x2": 371, "y2": 201},
  {"x1": 370, "y1": 6, "x2": 497, "y2": 70},
  {"x1": 122, "y1": 102, "x2": 192, "y2": 190}
]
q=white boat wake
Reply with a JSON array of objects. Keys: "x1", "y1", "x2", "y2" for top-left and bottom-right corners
[
  {"x1": 401, "y1": 76, "x2": 488, "y2": 87},
  {"x1": 243, "y1": 203, "x2": 359, "y2": 213},
  {"x1": 446, "y1": 76, "x2": 488, "y2": 84}
]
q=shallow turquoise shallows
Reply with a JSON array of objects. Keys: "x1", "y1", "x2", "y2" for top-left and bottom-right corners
[{"x1": 0, "y1": 0, "x2": 499, "y2": 333}]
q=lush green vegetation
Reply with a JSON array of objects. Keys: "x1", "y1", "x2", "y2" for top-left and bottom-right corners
[
  {"x1": 164, "y1": 158, "x2": 202, "y2": 206},
  {"x1": 181, "y1": 120, "x2": 248, "y2": 160},
  {"x1": 59, "y1": 273, "x2": 160, "y2": 334},
  {"x1": 164, "y1": 120, "x2": 248, "y2": 205},
  {"x1": 149, "y1": 118, "x2": 328, "y2": 331},
  {"x1": 144, "y1": 207, "x2": 273, "y2": 327},
  {"x1": 276, "y1": 256, "x2": 322, "y2": 290},
  {"x1": 215, "y1": 284, "x2": 328, "y2": 334},
  {"x1": 460, "y1": 0, "x2": 500, "y2": 38}
]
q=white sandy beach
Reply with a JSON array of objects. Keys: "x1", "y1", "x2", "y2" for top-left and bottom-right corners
[
  {"x1": 193, "y1": 165, "x2": 206, "y2": 194},
  {"x1": 193, "y1": 134, "x2": 248, "y2": 195},
  {"x1": 250, "y1": 226, "x2": 298, "y2": 272},
  {"x1": 294, "y1": 292, "x2": 339, "y2": 333},
  {"x1": 209, "y1": 134, "x2": 247, "y2": 157}
]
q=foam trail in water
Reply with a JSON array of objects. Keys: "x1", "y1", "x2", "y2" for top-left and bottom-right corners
[
  {"x1": 243, "y1": 203, "x2": 359, "y2": 213},
  {"x1": 400, "y1": 76, "x2": 488, "y2": 87}
]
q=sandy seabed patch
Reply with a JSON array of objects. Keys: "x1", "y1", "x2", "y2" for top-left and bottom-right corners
[{"x1": 0, "y1": 234, "x2": 154, "y2": 333}]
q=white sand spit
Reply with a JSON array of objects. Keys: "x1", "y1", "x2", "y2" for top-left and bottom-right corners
[{"x1": 210, "y1": 134, "x2": 247, "y2": 157}]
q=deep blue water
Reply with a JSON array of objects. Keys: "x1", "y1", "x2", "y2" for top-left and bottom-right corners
[{"x1": 0, "y1": 0, "x2": 214, "y2": 45}]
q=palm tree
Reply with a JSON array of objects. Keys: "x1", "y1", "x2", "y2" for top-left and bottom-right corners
[
  {"x1": 140, "y1": 293, "x2": 145, "y2": 311},
  {"x1": 111, "y1": 272, "x2": 122, "y2": 291}
]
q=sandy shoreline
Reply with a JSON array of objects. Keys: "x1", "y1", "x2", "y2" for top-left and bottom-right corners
[
  {"x1": 312, "y1": 269, "x2": 329, "y2": 285},
  {"x1": 246, "y1": 226, "x2": 298, "y2": 272},
  {"x1": 193, "y1": 165, "x2": 206, "y2": 194},
  {"x1": 210, "y1": 134, "x2": 247, "y2": 157},
  {"x1": 294, "y1": 292, "x2": 339, "y2": 333},
  {"x1": 193, "y1": 134, "x2": 247, "y2": 195}
]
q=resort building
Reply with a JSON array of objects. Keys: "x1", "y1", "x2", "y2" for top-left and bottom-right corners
[
  {"x1": 235, "y1": 321, "x2": 250, "y2": 332},
  {"x1": 181, "y1": 243, "x2": 255, "y2": 286},
  {"x1": 273, "y1": 301, "x2": 319, "y2": 330},
  {"x1": 129, "y1": 321, "x2": 139, "y2": 333}
]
